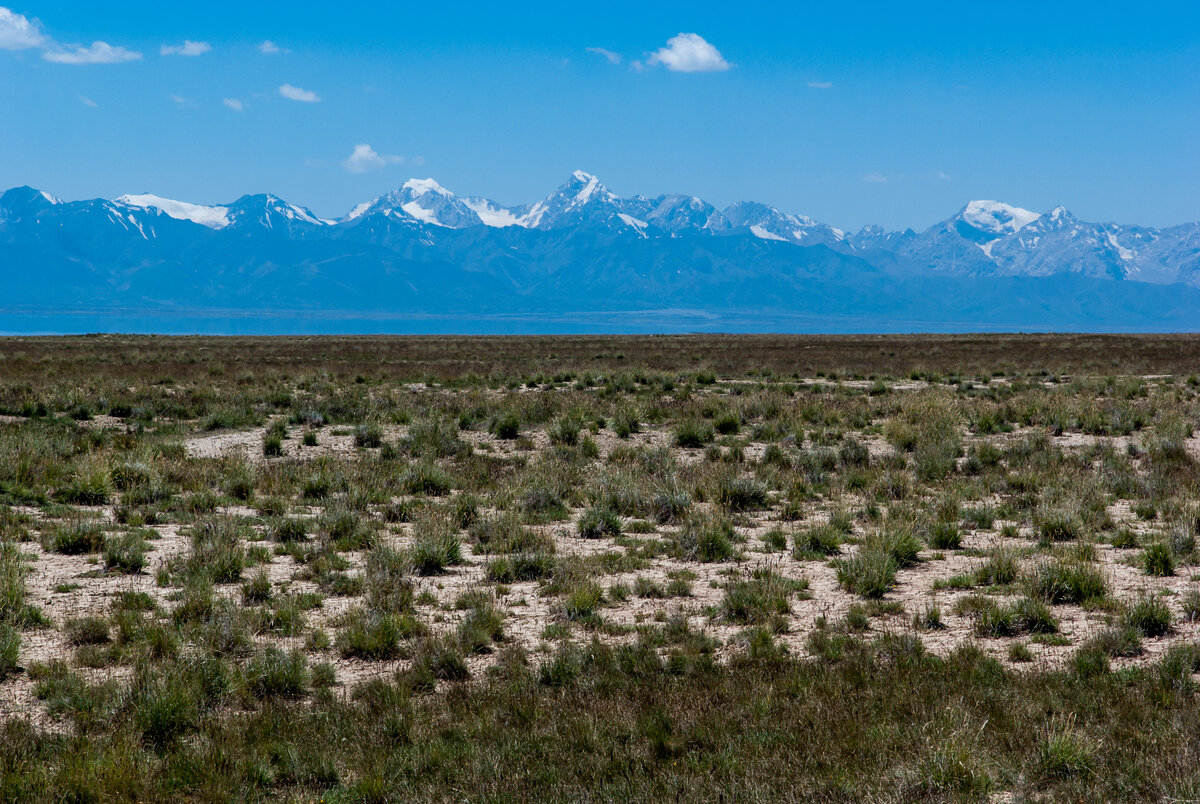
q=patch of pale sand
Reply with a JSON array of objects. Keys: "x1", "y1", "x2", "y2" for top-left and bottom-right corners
[
  {"x1": 1, "y1": 522, "x2": 192, "y2": 727},
  {"x1": 1052, "y1": 430, "x2": 1134, "y2": 454},
  {"x1": 184, "y1": 421, "x2": 410, "y2": 462}
]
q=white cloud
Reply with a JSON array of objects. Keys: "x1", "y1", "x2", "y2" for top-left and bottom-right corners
[
  {"x1": 259, "y1": 40, "x2": 286, "y2": 54},
  {"x1": 161, "y1": 40, "x2": 211, "y2": 56},
  {"x1": 586, "y1": 47, "x2": 620, "y2": 65},
  {"x1": 279, "y1": 83, "x2": 319, "y2": 102},
  {"x1": 168, "y1": 93, "x2": 194, "y2": 108},
  {"x1": 0, "y1": 7, "x2": 46, "y2": 50},
  {"x1": 647, "y1": 33, "x2": 729, "y2": 73},
  {"x1": 3, "y1": 7, "x2": 140, "y2": 66},
  {"x1": 862, "y1": 172, "x2": 888, "y2": 184},
  {"x1": 938, "y1": 171, "x2": 952, "y2": 180},
  {"x1": 78, "y1": 94, "x2": 97, "y2": 108},
  {"x1": 342, "y1": 144, "x2": 404, "y2": 173},
  {"x1": 807, "y1": 80, "x2": 833, "y2": 89},
  {"x1": 223, "y1": 97, "x2": 244, "y2": 112},
  {"x1": 43, "y1": 41, "x2": 141, "y2": 64}
]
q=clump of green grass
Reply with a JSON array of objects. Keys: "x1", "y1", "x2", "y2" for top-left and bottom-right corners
[
  {"x1": 103, "y1": 531, "x2": 147, "y2": 574},
  {"x1": 55, "y1": 469, "x2": 110, "y2": 506},
  {"x1": 490, "y1": 411, "x2": 521, "y2": 440},
  {"x1": 578, "y1": 505, "x2": 621, "y2": 539},
  {"x1": 1033, "y1": 717, "x2": 1095, "y2": 781},
  {"x1": 928, "y1": 521, "x2": 962, "y2": 550},
  {"x1": 1036, "y1": 510, "x2": 1084, "y2": 544},
  {"x1": 354, "y1": 423, "x2": 384, "y2": 448},
  {"x1": 44, "y1": 520, "x2": 106, "y2": 555},
  {"x1": 401, "y1": 462, "x2": 452, "y2": 496},
  {"x1": 246, "y1": 648, "x2": 310, "y2": 699},
  {"x1": 337, "y1": 610, "x2": 406, "y2": 659},
  {"x1": 1122, "y1": 593, "x2": 1172, "y2": 638},
  {"x1": 673, "y1": 419, "x2": 714, "y2": 448},
  {"x1": 1140, "y1": 542, "x2": 1175, "y2": 576},
  {"x1": 183, "y1": 517, "x2": 249, "y2": 583},
  {"x1": 712, "y1": 473, "x2": 768, "y2": 512},
  {"x1": 835, "y1": 549, "x2": 897, "y2": 599},
  {"x1": 792, "y1": 523, "x2": 842, "y2": 559},
  {"x1": 1025, "y1": 559, "x2": 1106, "y2": 605},
  {"x1": 721, "y1": 568, "x2": 808, "y2": 625},
  {"x1": 676, "y1": 513, "x2": 737, "y2": 562},
  {"x1": 410, "y1": 513, "x2": 463, "y2": 576}
]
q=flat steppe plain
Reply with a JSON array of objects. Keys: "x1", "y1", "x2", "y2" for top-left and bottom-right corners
[{"x1": 2, "y1": 333, "x2": 1200, "y2": 802}]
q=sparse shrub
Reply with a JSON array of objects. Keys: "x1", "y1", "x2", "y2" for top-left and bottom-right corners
[
  {"x1": 365, "y1": 546, "x2": 415, "y2": 612},
  {"x1": 262, "y1": 432, "x2": 283, "y2": 457},
  {"x1": 975, "y1": 547, "x2": 1019, "y2": 586},
  {"x1": 721, "y1": 569, "x2": 807, "y2": 624},
  {"x1": 241, "y1": 570, "x2": 272, "y2": 605},
  {"x1": 485, "y1": 552, "x2": 556, "y2": 583},
  {"x1": 0, "y1": 624, "x2": 19, "y2": 678},
  {"x1": 1033, "y1": 718, "x2": 1095, "y2": 780},
  {"x1": 714, "y1": 412, "x2": 740, "y2": 435},
  {"x1": 613, "y1": 408, "x2": 640, "y2": 438},
  {"x1": 55, "y1": 470, "x2": 110, "y2": 506}
]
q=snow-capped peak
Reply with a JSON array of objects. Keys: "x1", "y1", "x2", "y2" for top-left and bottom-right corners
[
  {"x1": 960, "y1": 200, "x2": 1040, "y2": 236},
  {"x1": 462, "y1": 197, "x2": 524, "y2": 228},
  {"x1": 116, "y1": 194, "x2": 230, "y2": 229},
  {"x1": 402, "y1": 178, "x2": 451, "y2": 197}
]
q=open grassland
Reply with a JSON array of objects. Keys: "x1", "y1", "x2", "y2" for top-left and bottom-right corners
[{"x1": 2, "y1": 334, "x2": 1200, "y2": 801}]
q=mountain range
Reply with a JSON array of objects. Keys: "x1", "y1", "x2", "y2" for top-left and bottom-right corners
[{"x1": 2, "y1": 172, "x2": 1198, "y2": 333}]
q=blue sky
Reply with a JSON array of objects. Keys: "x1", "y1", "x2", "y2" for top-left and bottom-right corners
[{"x1": 1, "y1": 1, "x2": 1196, "y2": 230}]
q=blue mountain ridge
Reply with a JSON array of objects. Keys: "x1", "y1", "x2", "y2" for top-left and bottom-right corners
[{"x1": 1, "y1": 174, "x2": 1198, "y2": 334}]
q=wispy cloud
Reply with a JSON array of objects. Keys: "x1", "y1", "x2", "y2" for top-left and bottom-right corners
[
  {"x1": 78, "y1": 94, "x2": 97, "y2": 108},
  {"x1": 2, "y1": 6, "x2": 140, "y2": 64},
  {"x1": 0, "y1": 6, "x2": 46, "y2": 49},
  {"x1": 161, "y1": 40, "x2": 211, "y2": 57},
  {"x1": 647, "y1": 33, "x2": 729, "y2": 73},
  {"x1": 342, "y1": 144, "x2": 404, "y2": 173},
  {"x1": 168, "y1": 93, "x2": 195, "y2": 108},
  {"x1": 586, "y1": 46, "x2": 621, "y2": 65},
  {"x1": 807, "y1": 80, "x2": 833, "y2": 89},
  {"x1": 279, "y1": 83, "x2": 320, "y2": 102},
  {"x1": 44, "y1": 41, "x2": 141, "y2": 64},
  {"x1": 259, "y1": 40, "x2": 287, "y2": 55},
  {"x1": 862, "y1": 172, "x2": 888, "y2": 183},
  {"x1": 938, "y1": 171, "x2": 952, "y2": 181},
  {"x1": 223, "y1": 97, "x2": 244, "y2": 112}
]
